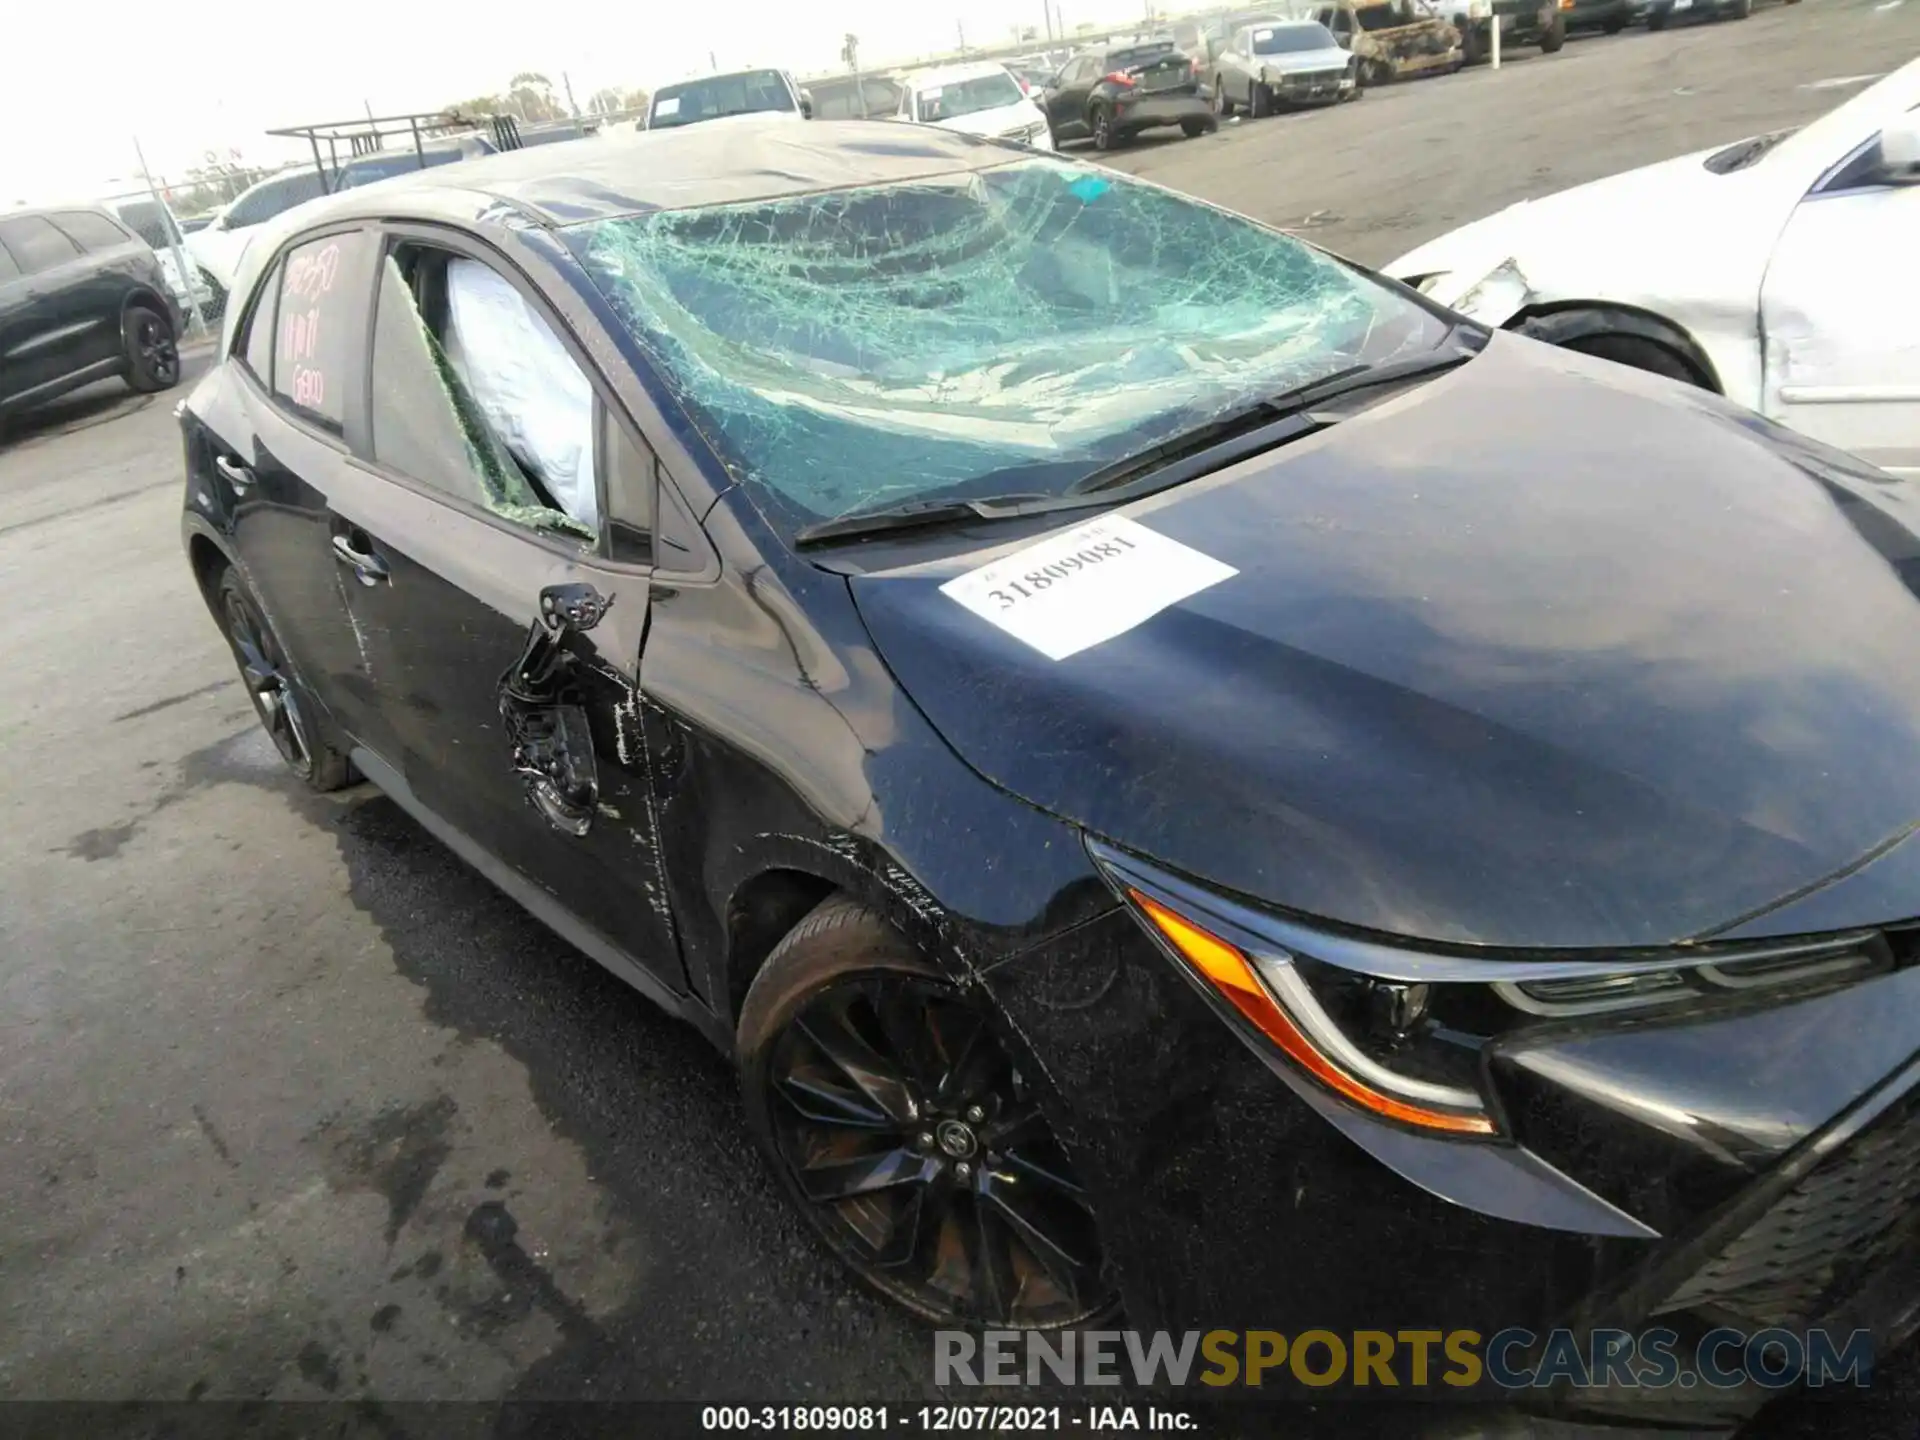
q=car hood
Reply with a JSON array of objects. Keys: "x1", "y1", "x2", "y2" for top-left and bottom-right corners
[
  {"x1": 932, "y1": 101, "x2": 1046, "y2": 137},
  {"x1": 848, "y1": 333, "x2": 1920, "y2": 949},
  {"x1": 1260, "y1": 46, "x2": 1352, "y2": 73},
  {"x1": 1385, "y1": 145, "x2": 1794, "y2": 322}
]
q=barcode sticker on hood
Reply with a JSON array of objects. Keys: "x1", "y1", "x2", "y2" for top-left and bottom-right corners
[{"x1": 939, "y1": 516, "x2": 1237, "y2": 661}]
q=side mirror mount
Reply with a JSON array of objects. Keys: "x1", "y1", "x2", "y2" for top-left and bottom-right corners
[
  {"x1": 1871, "y1": 113, "x2": 1920, "y2": 186},
  {"x1": 799, "y1": 89, "x2": 815, "y2": 118}
]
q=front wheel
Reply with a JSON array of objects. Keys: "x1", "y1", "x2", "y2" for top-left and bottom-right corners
[
  {"x1": 1459, "y1": 20, "x2": 1485, "y2": 61},
  {"x1": 1602, "y1": 15, "x2": 1625, "y2": 31},
  {"x1": 1213, "y1": 78, "x2": 1234, "y2": 116},
  {"x1": 1647, "y1": 8, "x2": 1668, "y2": 27},
  {"x1": 1250, "y1": 82, "x2": 1273, "y2": 117},
  {"x1": 1539, "y1": 15, "x2": 1567, "y2": 48},
  {"x1": 122, "y1": 304, "x2": 179, "y2": 393},
  {"x1": 1181, "y1": 118, "x2": 1214, "y2": 137},
  {"x1": 738, "y1": 898, "x2": 1115, "y2": 1329},
  {"x1": 214, "y1": 567, "x2": 356, "y2": 791}
]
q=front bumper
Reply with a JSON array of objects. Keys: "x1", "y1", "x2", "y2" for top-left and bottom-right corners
[
  {"x1": 1266, "y1": 70, "x2": 1357, "y2": 104},
  {"x1": 986, "y1": 873, "x2": 1920, "y2": 1417},
  {"x1": 1112, "y1": 92, "x2": 1215, "y2": 131}
]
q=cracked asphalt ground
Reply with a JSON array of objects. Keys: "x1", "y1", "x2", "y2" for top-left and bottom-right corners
[{"x1": 2, "y1": 5, "x2": 1918, "y2": 1433}]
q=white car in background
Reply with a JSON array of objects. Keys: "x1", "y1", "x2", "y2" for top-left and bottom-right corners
[
  {"x1": 893, "y1": 62, "x2": 1054, "y2": 150},
  {"x1": 1388, "y1": 58, "x2": 1920, "y2": 478}
]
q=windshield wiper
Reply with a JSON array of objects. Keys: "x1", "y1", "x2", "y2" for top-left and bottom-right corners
[
  {"x1": 795, "y1": 492, "x2": 1100, "y2": 546},
  {"x1": 1067, "y1": 332, "x2": 1481, "y2": 496},
  {"x1": 796, "y1": 332, "x2": 1481, "y2": 547}
]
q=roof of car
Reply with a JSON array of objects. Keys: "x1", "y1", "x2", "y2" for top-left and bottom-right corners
[
  {"x1": 900, "y1": 61, "x2": 1022, "y2": 90},
  {"x1": 256, "y1": 118, "x2": 1026, "y2": 231}
]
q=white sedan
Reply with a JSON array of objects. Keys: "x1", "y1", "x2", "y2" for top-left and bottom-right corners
[
  {"x1": 1387, "y1": 59, "x2": 1920, "y2": 478},
  {"x1": 892, "y1": 62, "x2": 1055, "y2": 150}
]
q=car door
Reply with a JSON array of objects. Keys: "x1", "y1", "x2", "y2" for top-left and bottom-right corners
[
  {"x1": 328, "y1": 228, "x2": 685, "y2": 989},
  {"x1": 0, "y1": 238, "x2": 31, "y2": 407},
  {"x1": 0, "y1": 215, "x2": 102, "y2": 400},
  {"x1": 1760, "y1": 116, "x2": 1920, "y2": 479},
  {"x1": 187, "y1": 226, "x2": 404, "y2": 761},
  {"x1": 1047, "y1": 57, "x2": 1098, "y2": 137}
]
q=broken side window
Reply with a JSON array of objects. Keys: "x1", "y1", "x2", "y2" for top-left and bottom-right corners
[{"x1": 367, "y1": 248, "x2": 596, "y2": 545}]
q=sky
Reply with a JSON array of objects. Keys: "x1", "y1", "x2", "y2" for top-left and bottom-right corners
[{"x1": 4, "y1": 0, "x2": 1143, "y2": 203}]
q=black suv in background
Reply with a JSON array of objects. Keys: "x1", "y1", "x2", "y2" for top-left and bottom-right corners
[
  {"x1": 0, "y1": 206, "x2": 180, "y2": 425},
  {"x1": 1042, "y1": 38, "x2": 1217, "y2": 150}
]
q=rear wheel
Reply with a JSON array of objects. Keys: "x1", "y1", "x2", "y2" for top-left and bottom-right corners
[
  {"x1": 214, "y1": 566, "x2": 356, "y2": 791},
  {"x1": 122, "y1": 304, "x2": 179, "y2": 393},
  {"x1": 739, "y1": 898, "x2": 1114, "y2": 1329},
  {"x1": 1091, "y1": 104, "x2": 1117, "y2": 150},
  {"x1": 1602, "y1": 14, "x2": 1625, "y2": 31},
  {"x1": 1181, "y1": 118, "x2": 1214, "y2": 137},
  {"x1": 1540, "y1": 14, "x2": 1567, "y2": 48},
  {"x1": 1647, "y1": 8, "x2": 1668, "y2": 27},
  {"x1": 1723, "y1": 0, "x2": 1751, "y2": 17}
]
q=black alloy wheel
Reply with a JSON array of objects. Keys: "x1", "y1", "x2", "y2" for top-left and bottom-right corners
[
  {"x1": 1092, "y1": 104, "x2": 1117, "y2": 150},
  {"x1": 214, "y1": 568, "x2": 355, "y2": 790},
  {"x1": 741, "y1": 901, "x2": 1113, "y2": 1329},
  {"x1": 124, "y1": 305, "x2": 179, "y2": 393}
]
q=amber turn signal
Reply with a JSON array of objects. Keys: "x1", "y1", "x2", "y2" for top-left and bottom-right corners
[{"x1": 1129, "y1": 890, "x2": 1497, "y2": 1137}]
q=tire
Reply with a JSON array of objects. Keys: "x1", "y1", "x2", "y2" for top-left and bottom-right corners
[
  {"x1": 738, "y1": 896, "x2": 1114, "y2": 1329},
  {"x1": 1181, "y1": 118, "x2": 1214, "y2": 137},
  {"x1": 1540, "y1": 14, "x2": 1567, "y2": 48},
  {"x1": 122, "y1": 304, "x2": 179, "y2": 394},
  {"x1": 1213, "y1": 77, "x2": 1234, "y2": 116},
  {"x1": 1559, "y1": 332, "x2": 1702, "y2": 386},
  {"x1": 1091, "y1": 104, "x2": 1117, "y2": 150},
  {"x1": 1459, "y1": 21, "x2": 1485, "y2": 62},
  {"x1": 1603, "y1": 15, "x2": 1625, "y2": 31},
  {"x1": 1647, "y1": 8, "x2": 1668, "y2": 27},
  {"x1": 213, "y1": 565, "x2": 357, "y2": 791},
  {"x1": 1724, "y1": 0, "x2": 1751, "y2": 17},
  {"x1": 1250, "y1": 81, "x2": 1273, "y2": 117}
]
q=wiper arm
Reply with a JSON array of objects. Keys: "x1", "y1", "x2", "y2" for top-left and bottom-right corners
[
  {"x1": 1069, "y1": 331, "x2": 1481, "y2": 496},
  {"x1": 795, "y1": 492, "x2": 1096, "y2": 546},
  {"x1": 797, "y1": 332, "x2": 1481, "y2": 547}
]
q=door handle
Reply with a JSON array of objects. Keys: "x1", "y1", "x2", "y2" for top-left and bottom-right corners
[
  {"x1": 331, "y1": 532, "x2": 389, "y2": 586},
  {"x1": 213, "y1": 454, "x2": 255, "y2": 490}
]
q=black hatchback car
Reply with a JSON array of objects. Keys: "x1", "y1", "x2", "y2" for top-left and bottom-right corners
[
  {"x1": 1042, "y1": 39, "x2": 1217, "y2": 150},
  {"x1": 0, "y1": 205, "x2": 180, "y2": 424},
  {"x1": 183, "y1": 119, "x2": 1920, "y2": 1402}
]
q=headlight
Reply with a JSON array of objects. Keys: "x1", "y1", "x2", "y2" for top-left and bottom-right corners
[{"x1": 1092, "y1": 841, "x2": 1890, "y2": 1139}]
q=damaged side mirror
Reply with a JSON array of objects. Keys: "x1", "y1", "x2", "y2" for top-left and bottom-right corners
[{"x1": 498, "y1": 583, "x2": 612, "y2": 837}]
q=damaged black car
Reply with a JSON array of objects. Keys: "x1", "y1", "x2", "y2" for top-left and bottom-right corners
[{"x1": 181, "y1": 119, "x2": 1920, "y2": 1411}]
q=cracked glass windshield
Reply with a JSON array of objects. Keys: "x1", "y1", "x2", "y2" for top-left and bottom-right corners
[{"x1": 572, "y1": 157, "x2": 1445, "y2": 527}]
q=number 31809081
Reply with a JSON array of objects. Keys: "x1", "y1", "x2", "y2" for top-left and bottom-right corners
[{"x1": 988, "y1": 533, "x2": 1135, "y2": 611}]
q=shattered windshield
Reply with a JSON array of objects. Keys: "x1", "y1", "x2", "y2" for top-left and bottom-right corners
[
  {"x1": 917, "y1": 75, "x2": 1027, "y2": 123},
  {"x1": 572, "y1": 159, "x2": 1445, "y2": 528},
  {"x1": 650, "y1": 71, "x2": 796, "y2": 128}
]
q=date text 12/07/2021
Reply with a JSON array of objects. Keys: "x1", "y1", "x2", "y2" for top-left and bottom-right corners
[{"x1": 700, "y1": 1405, "x2": 1197, "y2": 1432}]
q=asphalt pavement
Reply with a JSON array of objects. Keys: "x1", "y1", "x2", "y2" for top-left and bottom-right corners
[{"x1": 3, "y1": 3, "x2": 1918, "y2": 1431}]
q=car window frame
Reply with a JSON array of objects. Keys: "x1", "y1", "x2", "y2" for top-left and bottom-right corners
[
  {"x1": 358, "y1": 220, "x2": 678, "y2": 573},
  {"x1": 49, "y1": 210, "x2": 135, "y2": 254},
  {"x1": 230, "y1": 220, "x2": 378, "y2": 459},
  {"x1": 0, "y1": 214, "x2": 85, "y2": 275}
]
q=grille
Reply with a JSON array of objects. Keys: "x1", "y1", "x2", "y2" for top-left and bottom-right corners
[
  {"x1": 1281, "y1": 69, "x2": 1346, "y2": 84},
  {"x1": 1658, "y1": 1102, "x2": 1920, "y2": 1326}
]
